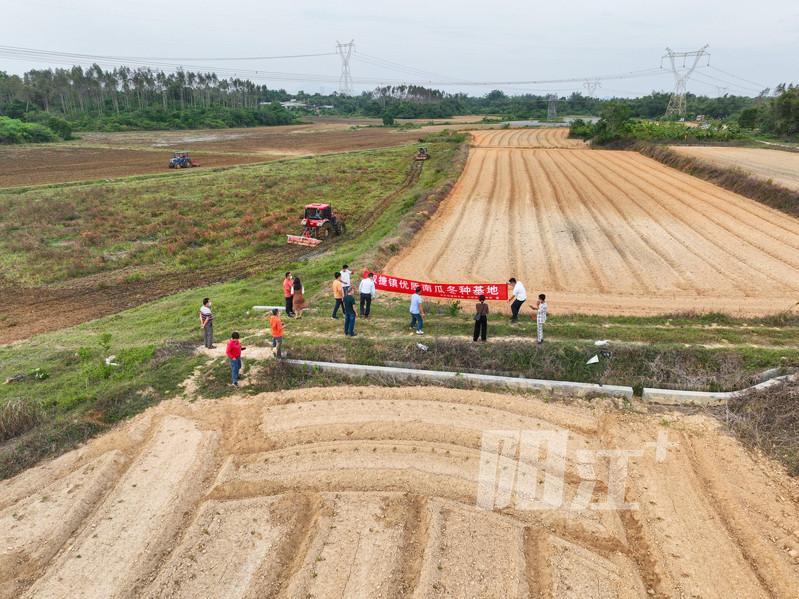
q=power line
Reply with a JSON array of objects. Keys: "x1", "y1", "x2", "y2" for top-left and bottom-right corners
[{"x1": 707, "y1": 66, "x2": 767, "y2": 90}]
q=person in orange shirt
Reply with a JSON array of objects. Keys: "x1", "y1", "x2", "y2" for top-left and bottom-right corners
[
  {"x1": 282, "y1": 272, "x2": 294, "y2": 317},
  {"x1": 269, "y1": 308, "x2": 284, "y2": 358},
  {"x1": 331, "y1": 271, "x2": 344, "y2": 319}
]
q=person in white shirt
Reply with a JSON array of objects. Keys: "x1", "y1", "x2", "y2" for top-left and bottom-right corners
[
  {"x1": 409, "y1": 287, "x2": 425, "y2": 334},
  {"x1": 507, "y1": 277, "x2": 527, "y2": 323},
  {"x1": 340, "y1": 264, "x2": 352, "y2": 294},
  {"x1": 358, "y1": 272, "x2": 377, "y2": 317}
]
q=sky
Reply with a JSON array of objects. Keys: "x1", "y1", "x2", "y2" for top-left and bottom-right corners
[{"x1": 2, "y1": 0, "x2": 797, "y2": 98}]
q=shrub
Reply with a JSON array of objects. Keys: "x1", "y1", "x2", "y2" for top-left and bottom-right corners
[
  {"x1": 0, "y1": 398, "x2": 45, "y2": 441},
  {"x1": 0, "y1": 116, "x2": 58, "y2": 144}
]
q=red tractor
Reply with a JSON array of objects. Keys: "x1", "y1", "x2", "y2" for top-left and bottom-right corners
[
  {"x1": 287, "y1": 203, "x2": 346, "y2": 247},
  {"x1": 414, "y1": 146, "x2": 429, "y2": 161}
]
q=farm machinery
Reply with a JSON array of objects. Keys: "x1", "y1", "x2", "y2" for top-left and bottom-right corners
[
  {"x1": 414, "y1": 147, "x2": 429, "y2": 161},
  {"x1": 168, "y1": 152, "x2": 200, "y2": 168},
  {"x1": 286, "y1": 203, "x2": 346, "y2": 247}
]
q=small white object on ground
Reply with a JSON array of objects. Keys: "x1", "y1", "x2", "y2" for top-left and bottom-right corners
[
  {"x1": 594, "y1": 340, "x2": 609, "y2": 346},
  {"x1": 104, "y1": 356, "x2": 120, "y2": 366},
  {"x1": 586, "y1": 354, "x2": 600, "y2": 365},
  {"x1": 416, "y1": 343, "x2": 429, "y2": 352},
  {"x1": 252, "y1": 306, "x2": 286, "y2": 312}
]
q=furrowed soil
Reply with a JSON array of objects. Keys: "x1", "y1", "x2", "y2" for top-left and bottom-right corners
[
  {"x1": 390, "y1": 128, "x2": 799, "y2": 316},
  {"x1": 2, "y1": 386, "x2": 798, "y2": 598},
  {"x1": 670, "y1": 145, "x2": 799, "y2": 192},
  {"x1": 0, "y1": 117, "x2": 484, "y2": 189}
]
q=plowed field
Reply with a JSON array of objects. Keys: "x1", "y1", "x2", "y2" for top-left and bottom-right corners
[
  {"x1": 389, "y1": 128, "x2": 799, "y2": 315},
  {"x1": 0, "y1": 118, "x2": 486, "y2": 189},
  {"x1": 3, "y1": 386, "x2": 798, "y2": 598},
  {"x1": 670, "y1": 145, "x2": 799, "y2": 192}
]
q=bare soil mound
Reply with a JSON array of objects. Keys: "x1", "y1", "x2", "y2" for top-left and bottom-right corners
[
  {"x1": 670, "y1": 145, "x2": 799, "y2": 192},
  {"x1": 2, "y1": 386, "x2": 798, "y2": 598},
  {"x1": 389, "y1": 129, "x2": 799, "y2": 315}
]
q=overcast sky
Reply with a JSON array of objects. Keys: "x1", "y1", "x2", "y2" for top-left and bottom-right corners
[{"x1": 2, "y1": 0, "x2": 797, "y2": 97}]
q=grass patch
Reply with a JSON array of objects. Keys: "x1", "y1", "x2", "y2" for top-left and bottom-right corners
[
  {"x1": 0, "y1": 143, "x2": 442, "y2": 286},
  {"x1": 726, "y1": 378, "x2": 799, "y2": 475},
  {"x1": 0, "y1": 139, "x2": 467, "y2": 479}
]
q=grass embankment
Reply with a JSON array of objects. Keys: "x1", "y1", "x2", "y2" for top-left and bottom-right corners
[
  {"x1": 192, "y1": 296, "x2": 799, "y2": 398},
  {"x1": 0, "y1": 135, "x2": 467, "y2": 479}
]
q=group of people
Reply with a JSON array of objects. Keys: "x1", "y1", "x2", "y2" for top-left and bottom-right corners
[{"x1": 198, "y1": 270, "x2": 548, "y2": 386}]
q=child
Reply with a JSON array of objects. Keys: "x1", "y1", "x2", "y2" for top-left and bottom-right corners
[
  {"x1": 533, "y1": 293, "x2": 548, "y2": 344},
  {"x1": 270, "y1": 308, "x2": 284, "y2": 358},
  {"x1": 226, "y1": 332, "x2": 246, "y2": 386}
]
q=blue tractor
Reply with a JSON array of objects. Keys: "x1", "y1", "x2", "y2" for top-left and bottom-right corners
[{"x1": 168, "y1": 152, "x2": 199, "y2": 169}]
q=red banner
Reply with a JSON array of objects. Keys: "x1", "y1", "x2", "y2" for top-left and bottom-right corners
[{"x1": 370, "y1": 272, "x2": 508, "y2": 300}]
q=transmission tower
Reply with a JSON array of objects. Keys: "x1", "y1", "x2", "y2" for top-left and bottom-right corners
[
  {"x1": 582, "y1": 79, "x2": 601, "y2": 96},
  {"x1": 336, "y1": 40, "x2": 354, "y2": 95},
  {"x1": 662, "y1": 45, "x2": 709, "y2": 117},
  {"x1": 546, "y1": 94, "x2": 558, "y2": 119}
]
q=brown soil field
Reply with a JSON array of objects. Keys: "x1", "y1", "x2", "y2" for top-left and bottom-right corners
[
  {"x1": 0, "y1": 146, "x2": 271, "y2": 188},
  {"x1": 2, "y1": 385, "x2": 798, "y2": 598},
  {"x1": 389, "y1": 128, "x2": 799, "y2": 316},
  {"x1": 470, "y1": 127, "x2": 586, "y2": 149},
  {"x1": 0, "y1": 117, "x2": 480, "y2": 189},
  {"x1": 670, "y1": 145, "x2": 799, "y2": 192}
]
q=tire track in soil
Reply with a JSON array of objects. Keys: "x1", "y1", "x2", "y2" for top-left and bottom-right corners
[
  {"x1": 517, "y1": 151, "x2": 563, "y2": 290},
  {"x1": 467, "y1": 150, "x2": 503, "y2": 280},
  {"x1": 536, "y1": 150, "x2": 610, "y2": 293},
  {"x1": 425, "y1": 150, "x2": 490, "y2": 277},
  {"x1": 587, "y1": 152, "x2": 778, "y2": 295},
  {"x1": 544, "y1": 150, "x2": 653, "y2": 294},
  {"x1": 603, "y1": 152, "x2": 799, "y2": 292},
  {"x1": 505, "y1": 151, "x2": 525, "y2": 279},
  {"x1": 559, "y1": 149, "x2": 703, "y2": 293}
]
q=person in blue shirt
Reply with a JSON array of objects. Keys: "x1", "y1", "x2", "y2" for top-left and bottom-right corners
[{"x1": 409, "y1": 287, "x2": 425, "y2": 335}]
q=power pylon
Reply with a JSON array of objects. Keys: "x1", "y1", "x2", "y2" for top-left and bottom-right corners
[
  {"x1": 583, "y1": 79, "x2": 601, "y2": 97},
  {"x1": 546, "y1": 94, "x2": 558, "y2": 119},
  {"x1": 662, "y1": 45, "x2": 709, "y2": 117},
  {"x1": 336, "y1": 40, "x2": 354, "y2": 95}
]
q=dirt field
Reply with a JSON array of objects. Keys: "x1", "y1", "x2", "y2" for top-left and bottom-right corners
[
  {"x1": 471, "y1": 127, "x2": 586, "y2": 149},
  {"x1": 389, "y1": 128, "x2": 799, "y2": 316},
  {"x1": 2, "y1": 385, "x2": 798, "y2": 598},
  {"x1": 670, "y1": 145, "x2": 799, "y2": 192},
  {"x1": 0, "y1": 118, "x2": 480, "y2": 189},
  {"x1": 0, "y1": 146, "x2": 272, "y2": 188}
]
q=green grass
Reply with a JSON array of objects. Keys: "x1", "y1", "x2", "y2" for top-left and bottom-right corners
[
  {"x1": 0, "y1": 144, "x2": 427, "y2": 286},
  {"x1": 0, "y1": 138, "x2": 465, "y2": 479}
]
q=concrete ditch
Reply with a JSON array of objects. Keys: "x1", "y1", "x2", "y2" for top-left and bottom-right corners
[{"x1": 285, "y1": 359, "x2": 797, "y2": 407}]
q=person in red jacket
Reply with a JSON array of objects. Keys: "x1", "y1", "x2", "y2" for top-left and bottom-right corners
[{"x1": 226, "y1": 331, "x2": 246, "y2": 386}]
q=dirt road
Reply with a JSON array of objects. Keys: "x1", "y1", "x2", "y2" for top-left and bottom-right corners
[
  {"x1": 2, "y1": 385, "x2": 798, "y2": 597},
  {"x1": 389, "y1": 128, "x2": 799, "y2": 315},
  {"x1": 670, "y1": 145, "x2": 799, "y2": 192}
]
